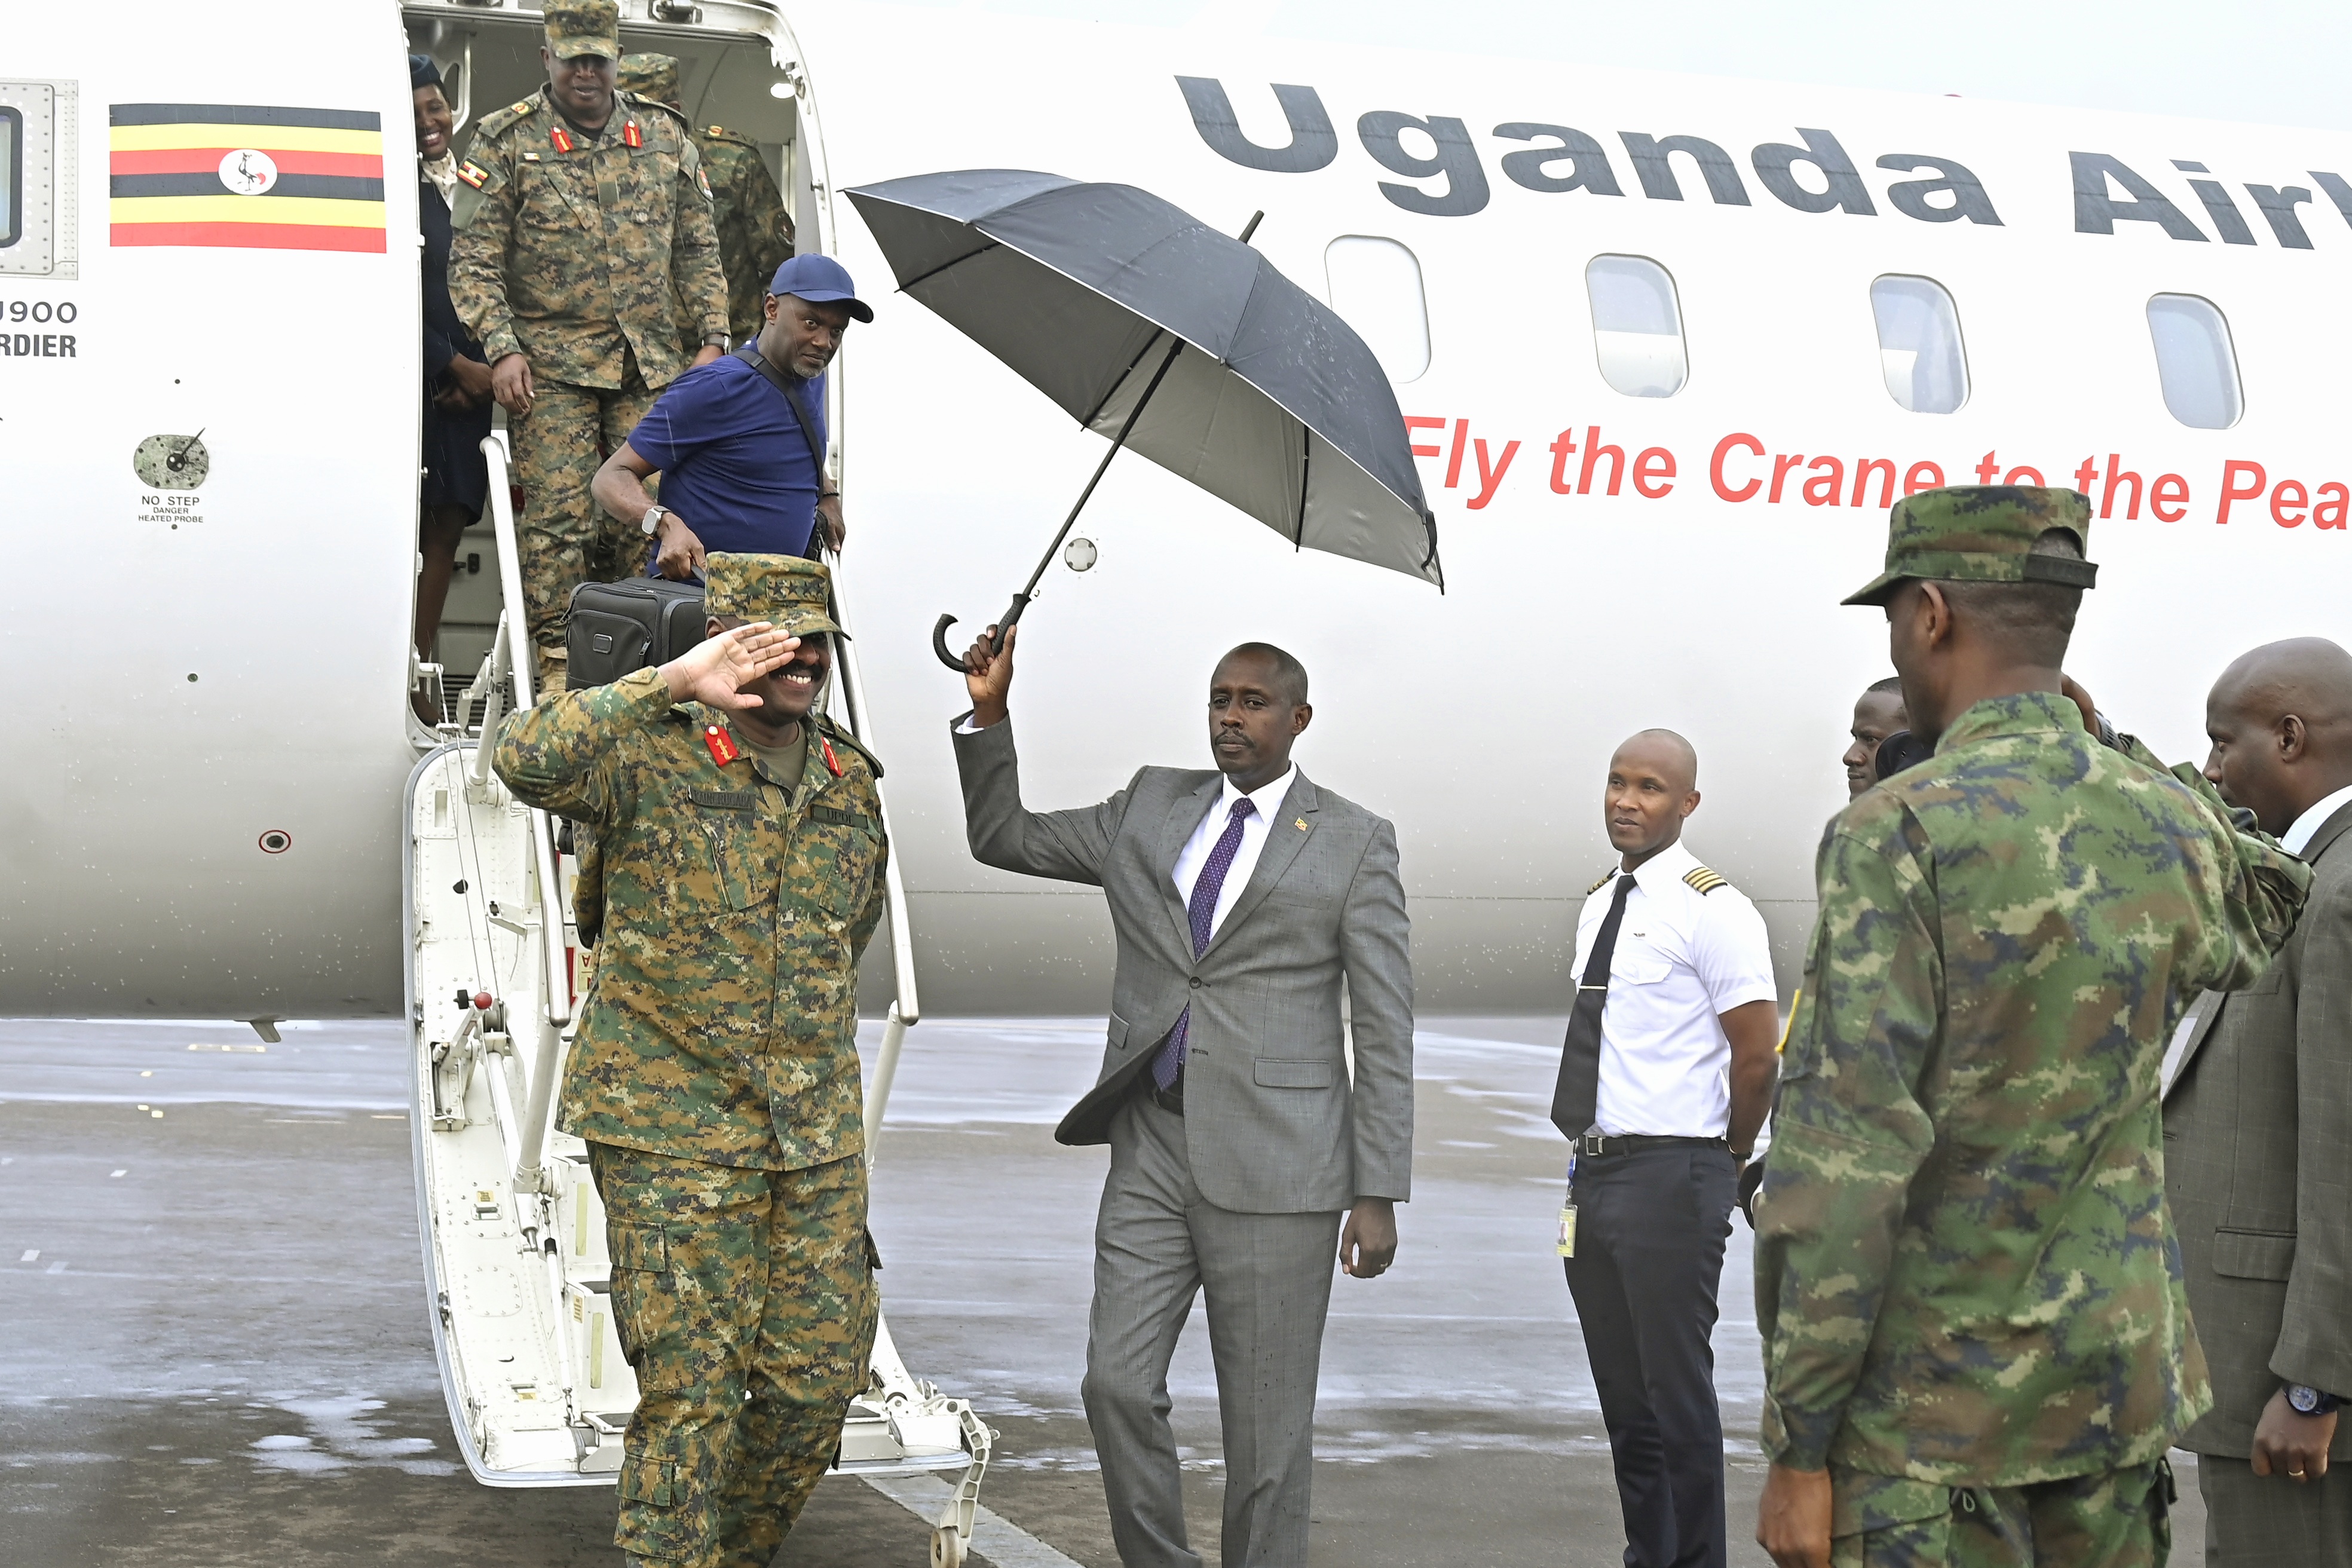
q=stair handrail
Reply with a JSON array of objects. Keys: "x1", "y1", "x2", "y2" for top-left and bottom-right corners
[{"x1": 476, "y1": 434, "x2": 574, "y2": 1197}]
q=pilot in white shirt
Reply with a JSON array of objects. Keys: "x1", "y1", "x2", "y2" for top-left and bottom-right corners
[
  {"x1": 1573, "y1": 838, "x2": 1777, "y2": 1137},
  {"x1": 1547, "y1": 728, "x2": 1781, "y2": 1568}
]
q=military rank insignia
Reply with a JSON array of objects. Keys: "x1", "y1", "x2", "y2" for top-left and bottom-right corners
[
  {"x1": 549, "y1": 125, "x2": 575, "y2": 154},
  {"x1": 820, "y1": 737, "x2": 843, "y2": 777},
  {"x1": 621, "y1": 119, "x2": 642, "y2": 148},
  {"x1": 456, "y1": 160, "x2": 489, "y2": 189},
  {"x1": 703, "y1": 724, "x2": 740, "y2": 765}
]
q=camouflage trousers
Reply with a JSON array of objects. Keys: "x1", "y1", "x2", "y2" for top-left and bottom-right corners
[
  {"x1": 587, "y1": 1143, "x2": 878, "y2": 1568},
  {"x1": 509, "y1": 370, "x2": 657, "y2": 691},
  {"x1": 1829, "y1": 1460, "x2": 2173, "y2": 1568}
]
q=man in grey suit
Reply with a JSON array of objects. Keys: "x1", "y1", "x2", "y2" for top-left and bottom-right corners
[
  {"x1": 2165, "y1": 636, "x2": 2352, "y2": 1565},
  {"x1": 951, "y1": 625, "x2": 1413, "y2": 1568}
]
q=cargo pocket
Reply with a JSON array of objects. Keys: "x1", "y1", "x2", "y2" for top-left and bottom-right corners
[
  {"x1": 800, "y1": 804, "x2": 883, "y2": 919},
  {"x1": 606, "y1": 1218, "x2": 687, "y2": 1390},
  {"x1": 615, "y1": 1443, "x2": 704, "y2": 1563},
  {"x1": 688, "y1": 787, "x2": 774, "y2": 912}
]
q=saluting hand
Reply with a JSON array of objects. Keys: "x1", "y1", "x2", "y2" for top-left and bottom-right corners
[
  {"x1": 963, "y1": 623, "x2": 1016, "y2": 728},
  {"x1": 660, "y1": 622, "x2": 798, "y2": 710}
]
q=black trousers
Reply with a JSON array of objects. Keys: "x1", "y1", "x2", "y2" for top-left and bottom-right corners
[{"x1": 1563, "y1": 1143, "x2": 1740, "y2": 1568}]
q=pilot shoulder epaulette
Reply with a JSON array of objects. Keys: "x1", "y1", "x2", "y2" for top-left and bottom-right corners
[
  {"x1": 1586, "y1": 868, "x2": 1617, "y2": 895},
  {"x1": 1683, "y1": 864, "x2": 1729, "y2": 896},
  {"x1": 817, "y1": 713, "x2": 883, "y2": 782}
]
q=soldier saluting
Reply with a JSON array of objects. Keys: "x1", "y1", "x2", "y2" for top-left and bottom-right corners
[
  {"x1": 1753, "y1": 488, "x2": 2310, "y2": 1568},
  {"x1": 495, "y1": 555, "x2": 888, "y2": 1568},
  {"x1": 448, "y1": 0, "x2": 730, "y2": 694}
]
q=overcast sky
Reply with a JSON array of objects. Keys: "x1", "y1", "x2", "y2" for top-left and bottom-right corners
[{"x1": 916, "y1": 0, "x2": 2352, "y2": 133}]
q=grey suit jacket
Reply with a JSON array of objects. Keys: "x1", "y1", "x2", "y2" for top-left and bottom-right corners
[
  {"x1": 2163, "y1": 797, "x2": 2352, "y2": 1458},
  {"x1": 950, "y1": 716, "x2": 1413, "y2": 1214}
]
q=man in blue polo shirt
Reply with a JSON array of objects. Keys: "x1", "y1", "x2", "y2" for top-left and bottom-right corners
[{"x1": 590, "y1": 254, "x2": 872, "y2": 574}]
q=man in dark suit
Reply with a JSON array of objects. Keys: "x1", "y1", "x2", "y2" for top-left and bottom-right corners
[
  {"x1": 951, "y1": 626, "x2": 1414, "y2": 1568},
  {"x1": 2166, "y1": 635, "x2": 2352, "y2": 1565}
]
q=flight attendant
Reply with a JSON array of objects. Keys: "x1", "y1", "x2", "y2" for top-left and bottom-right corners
[
  {"x1": 410, "y1": 53, "x2": 494, "y2": 721},
  {"x1": 1550, "y1": 729, "x2": 1782, "y2": 1568}
]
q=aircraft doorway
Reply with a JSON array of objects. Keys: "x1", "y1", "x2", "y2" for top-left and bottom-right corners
[{"x1": 400, "y1": 1, "x2": 819, "y2": 733}]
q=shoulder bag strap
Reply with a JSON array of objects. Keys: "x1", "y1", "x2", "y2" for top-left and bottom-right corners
[{"x1": 730, "y1": 343, "x2": 831, "y2": 560}]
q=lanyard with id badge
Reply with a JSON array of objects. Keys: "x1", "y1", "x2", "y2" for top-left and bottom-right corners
[{"x1": 1557, "y1": 1145, "x2": 1579, "y2": 1257}]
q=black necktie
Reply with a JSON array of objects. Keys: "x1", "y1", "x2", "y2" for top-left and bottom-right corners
[{"x1": 1551, "y1": 871, "x2": 1636, "y2": 1137}]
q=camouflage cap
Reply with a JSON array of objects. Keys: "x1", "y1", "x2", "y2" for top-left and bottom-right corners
[
  {"x1": 703, "y1": 553, "x2": 846, "y2": 638},
  {"x1": 1843, "y1": 485, "x2": 2099, "y2": 607},
  {"x1": 614, "y1": 51, "x2": 679, "y2": 103},
  {"x1": 542, "y1": 0, "x2": 621, "y2": 62}
]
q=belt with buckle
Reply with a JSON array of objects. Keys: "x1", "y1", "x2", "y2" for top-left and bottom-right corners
[
  {"x1": 1579, "y1": 1132, "x2": 1726, "y2": 1158},
  {"x1": 1144, "y1": 1078, "x2": 1184, "y2": 1116}
]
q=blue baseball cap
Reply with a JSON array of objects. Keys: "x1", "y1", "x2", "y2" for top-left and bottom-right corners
[{"x1": 768, "y1": 254, "x2": 873, "y2": 323}]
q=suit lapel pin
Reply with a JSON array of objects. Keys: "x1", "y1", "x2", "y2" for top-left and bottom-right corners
[{"x1": 1294, "y1": 817, "x2": 1308, "y2": 831}]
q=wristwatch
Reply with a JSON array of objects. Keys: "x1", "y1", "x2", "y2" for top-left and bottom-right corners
[
  {"x1": 640, "y1": 504, "x2": 669, "y2": 537},
  {"x1": 2286, "y1": 1383, "x2": 2344, "y2": 1416}
]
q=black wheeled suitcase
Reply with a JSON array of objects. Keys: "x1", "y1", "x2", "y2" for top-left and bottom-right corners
[{"x1": 565, "y1": 577, "x2": 708, "y2": 689}]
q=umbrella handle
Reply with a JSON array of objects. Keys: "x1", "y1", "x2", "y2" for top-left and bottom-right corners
[{"x1": 930, "y1": 595, "x2": 1031, "y2": 672}]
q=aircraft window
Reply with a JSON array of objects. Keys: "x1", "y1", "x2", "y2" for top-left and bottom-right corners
[
  {"x1": 1324, "y1": 235, "x2": 1430, "y2": 382},
  {"x1": 2145, "y1": 293, "x2": 2243, "y2": 429},
  {"x1": 0, "y1": 108, "x2": 18, "y2": 248},
  {"x1": 1868, "y1": 275, "x2": 1968, "y2": 414},
  {"x1": 1584, "y1": 255, "x2": 1686, "y2": 397}
]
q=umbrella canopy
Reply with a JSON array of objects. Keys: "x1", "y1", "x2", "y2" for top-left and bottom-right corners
[{"x1": 844, "y1": 169, "x2": 1441, "y2": 587}]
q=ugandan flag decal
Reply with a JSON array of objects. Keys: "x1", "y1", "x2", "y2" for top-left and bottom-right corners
[{"x1": 109, "y1": 103, "x2": 386, "y2": 254}]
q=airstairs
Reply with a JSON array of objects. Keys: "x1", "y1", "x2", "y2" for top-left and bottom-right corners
[{"x1": 403, "y1": 435, "x2": 994, "y2": 1567}]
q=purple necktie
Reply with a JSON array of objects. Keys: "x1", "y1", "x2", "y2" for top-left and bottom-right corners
[{"x1": 1153, "y1": 797, "x2": 1257, "y2": 1090}]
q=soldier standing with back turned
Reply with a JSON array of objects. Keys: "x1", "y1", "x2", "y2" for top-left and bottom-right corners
[
  {"x1": 495, "y1": 553, "x2": 888, "y2": 1568},
  {"x1": 1751, "y1": 488, "x2": 2311, "y2": 1568},
  {"x1": 447, "y1": 0, "x2": 730, "y2": 694}
]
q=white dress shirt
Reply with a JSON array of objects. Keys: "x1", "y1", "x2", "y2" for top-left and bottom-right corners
[
  {"x1": 1570, "y1": 839, "x2": 1778, "y2": 1137},
  {"x1": 2283, "y1": 782, "x2": 2352, "y2": 856},
  {"x1": 1172, "y1": 765, "x2": 1297, "y2": 942}
]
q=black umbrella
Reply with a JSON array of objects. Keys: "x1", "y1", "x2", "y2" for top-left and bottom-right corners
[{"x1": 841, "y1": 169, "x2": 1443, "y2": 670}]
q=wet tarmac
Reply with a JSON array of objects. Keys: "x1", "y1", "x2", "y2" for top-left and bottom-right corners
[{"x1": 1, "y1": 1015, "x2": 2203, "y2": 1567}]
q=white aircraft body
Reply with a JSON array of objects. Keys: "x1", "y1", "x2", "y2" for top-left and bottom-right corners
[
  {"x1": 6, "y1": 2, "x2": 2347, "y2": 1022},
  {"x1": 6, "y1": 0, "x2": 2346, "y2": 1521}
]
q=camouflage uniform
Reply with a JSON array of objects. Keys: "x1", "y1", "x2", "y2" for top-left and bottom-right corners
[
  {"x1": 614, "y1": 54, "x2": 795, "y2": 349},
  {"x1": 447, "y1": 1, "x2": 728, "y2": 693},
  {"x1": 697, "y1": 125, "x2": 795, "y2": 341},
  {"x1": 1754, "y1": 488, "x2": 2311, "y2": 1566},
  {"x1": 494, "y1": 556, "x2": 887, "y2": 1568}
]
